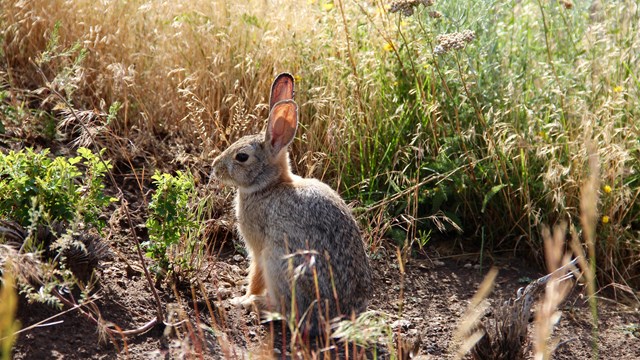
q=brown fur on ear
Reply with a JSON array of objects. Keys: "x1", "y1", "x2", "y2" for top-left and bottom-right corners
[
  {"x1": 269, "y1": 73, "x2": 295, "y2": 110},
  {"x1": 266, "y1": 99, "x2": 298, "y2": 155}
]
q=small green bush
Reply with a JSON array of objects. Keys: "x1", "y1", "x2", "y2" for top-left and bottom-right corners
[
  {"x1": 144, "y1": 170, "x2": 197, "y2": 278},
  {"x1": 0, "y1": 147, "x2": 115, "y2": 230},
  {"x1": 0, "y1": 147, "x2": 115, "y2": 308}
]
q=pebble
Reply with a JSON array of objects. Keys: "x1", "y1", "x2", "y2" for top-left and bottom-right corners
[
  {"x1": 432, "y1": 260, "x2": 445, "y2": 267},
  {"x1": 391, "y1": 319, "x2": 412, "y2": 331},
  {"x1": 229, "y1": 264, "x2": 243, "y2": 273},
  {"x1": 463, "y1": 263, "x2": 473, "y2": 269},
  {"x1": 217, "y1": 287, "x2": 231, "y2": 299},
  {"x1": 233, "y1": 254, "x2": 244, "y2": 262}
]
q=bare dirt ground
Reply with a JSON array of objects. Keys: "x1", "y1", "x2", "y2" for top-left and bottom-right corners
[{"x1": 12, "y1": 225, "x2": 640, "y2": 359}]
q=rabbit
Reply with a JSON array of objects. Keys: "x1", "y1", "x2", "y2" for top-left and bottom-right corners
[{"x1": 211, "y1": 73, "x2": 372, "y2": 337}]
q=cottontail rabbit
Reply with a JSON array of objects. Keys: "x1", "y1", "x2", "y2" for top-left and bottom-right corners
[{"x1": 212, "y1": 73, "x2": 372, "y2": 337}]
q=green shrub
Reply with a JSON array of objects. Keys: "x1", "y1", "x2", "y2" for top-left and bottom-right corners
[
  {"x1": 144, "y1": 171, "x2": 197, "y2": 278},
  {"x1": 0, "y1": 147, "x2": 115, "y2": 308},
  {"x1": 0, "y1": 147, "x2": 115, "y2": 230}
]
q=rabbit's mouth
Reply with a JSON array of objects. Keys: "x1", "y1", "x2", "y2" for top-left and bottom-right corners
[
  {"x1": 210, "y1": 163, "x2": 231, "y2": 185},
  {"x1": 207, "y1": 173, "x2": 226, "y2": 189},
  {"x1": 212, "y1": 170, "x2": 232, "y2": 186}
]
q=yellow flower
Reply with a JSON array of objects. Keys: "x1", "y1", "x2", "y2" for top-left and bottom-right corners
[
  {"x1": 322, "y1": 2, "x2": 334, "y2": 11},
  {"x1": 400, "y1": 20, "x2": 408, "y2": 27},
  {"x1": 602, "y1": 215, "x2": 610, "y2": 224},
  {"x1": 613, "y1": 85, "x2": 623, "y2": 93},
  {"x1": 603, "y1": 185, "x2": 612, "y2": 194},
  {"x1": 307, "y1": 0, "x2": 316, "y2": 4},
  {"x1": 294, "y1": 74, "x2": 302, "y2": 83},
  {"x1": 537, "y1": 131, "x2": 548, "y2": 140},
  {"x1": 383, "y1": 42, "x2": 394, "y2": 52}
]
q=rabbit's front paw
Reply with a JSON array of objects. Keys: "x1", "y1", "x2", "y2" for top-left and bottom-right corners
[{"x1": 229, "y1": 294, "x2": 265, "y2": 310}]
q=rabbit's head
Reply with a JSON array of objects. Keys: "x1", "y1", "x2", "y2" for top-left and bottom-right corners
[{"x1": 212, "y1": 73, "x2": 298, "y2": 193}]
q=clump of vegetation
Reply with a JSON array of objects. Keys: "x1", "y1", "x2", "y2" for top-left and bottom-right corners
[
  {"x1": 0, "y1": 147, "x2": 114, "y2": 230},
  {"x1": 0, "y1": 147, "x2": 114, "y2": 306},
  {"x1": 144, "y1": 170, "x2": 200, "y2": 282}
]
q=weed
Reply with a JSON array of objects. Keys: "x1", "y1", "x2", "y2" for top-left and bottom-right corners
[
  {"x1": 144, "y1": 171, "x2": 199, "y2": 281},
  {"x1": 0, "y1": 147, "x2": 114, "y2": 230},
  {"x1": 0, "y1": 147, "x2": 114, "y2": 310}
]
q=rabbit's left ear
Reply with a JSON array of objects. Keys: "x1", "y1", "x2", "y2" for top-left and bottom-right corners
[
  {"x1": 266, "y1": 99, "x2": 298, "y2": 155},
  {"x1": 269, "y1": 73, "x2": 295, "y2": 110}
]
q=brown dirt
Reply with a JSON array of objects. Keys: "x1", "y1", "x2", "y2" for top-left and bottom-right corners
[{"x1": 12, "y1": 230, "x2": 640, "y2": 359}]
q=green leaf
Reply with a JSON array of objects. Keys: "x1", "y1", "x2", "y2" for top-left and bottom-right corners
[{"x1": 481, "y1": 184, "x2": 508, "y2": 214}]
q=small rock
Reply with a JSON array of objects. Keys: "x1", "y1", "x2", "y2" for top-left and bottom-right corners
[
  {"x1": 229, "y1": 264, "x2": 243, "y2": 273},
  {"x1": 473, "y1": 264, "x2": 481, "y2": 270},
  {"x1": 233, "y1": 254, "x2": 244, "y2": 262},
  {"x1": 432, "y1": 260, "x2": 445, "y2": 267},
  {"x1": 391, "y1": 319, "x2": 412, "y2": 331},
  {"x1": 125, "y1": 265, "x2": 143, "y2": 277},
  {"x1": 217, "y1": 287, "x2": 231, "y2": 300},
  {"x1": 463, "y1": 263, "x2": 473, "y2": 269}
]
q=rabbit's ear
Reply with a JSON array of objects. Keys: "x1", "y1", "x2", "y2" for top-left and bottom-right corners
[
  {"x1": 269, "y1": 73, "x2": 295, "y2": 110},
  {"x1": 266, "y1": 99, "x2": 298, "y2": 155}
]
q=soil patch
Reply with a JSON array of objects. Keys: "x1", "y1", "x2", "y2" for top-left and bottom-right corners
[{"x1": 13, "y1": 243, "x2": 640, "y2": 359}]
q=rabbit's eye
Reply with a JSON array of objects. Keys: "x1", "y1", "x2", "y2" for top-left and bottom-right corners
[{"x1": 235, "y1": 153, "x2": 249, "y2": 162}]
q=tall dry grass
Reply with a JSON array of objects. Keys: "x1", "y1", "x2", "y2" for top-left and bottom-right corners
[{"x1": 2, "y1": 0, "x2": 323, "y2": 165}]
